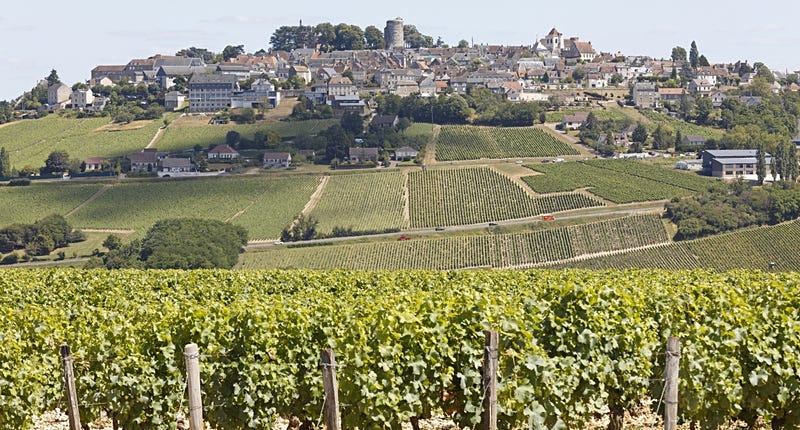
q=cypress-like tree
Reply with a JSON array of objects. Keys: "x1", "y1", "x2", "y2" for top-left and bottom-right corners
[
  {"x1": 0, "y1": 147, "x2": 11, "y2": 178},
  {"x1": 756, "y1": 145, "x2": 766, "y2": 185}
]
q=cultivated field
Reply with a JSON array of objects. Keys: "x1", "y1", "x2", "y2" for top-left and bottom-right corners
[
  {"x1": 523, "y1": 159, "x2": 715, "y2": 203},
  {"x1": 434, "y1": 125, "x2": 579, "y2": 161},
  {"x1": 310, "y1": 171, "x2": 408, "y2": 234},
  {"x1": 0, "y1": 115, "x2": 175, "y2": 169},
  {"x1": 554, "y1": 219, "x2": 800, "y2": 271},
  {"x1": 0, "y1": 182, "x2": 104, "y2": 225},
  {"x1": 156, "y1": 117, "x2": 337, "y2": 152},
  {"x1": 638, "y1": 109, "x2": 725, "y2": 140},
  {"x1": 67, "y1": 176, "x2": 318, "y2": 239},
  {"x1": 241, "y1": 214, "x2": 667, "y2": 269}
]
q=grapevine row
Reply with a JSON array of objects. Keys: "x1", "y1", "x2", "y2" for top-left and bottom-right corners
[
  {"x1": 1, "y1": 269, "x2": 799, "y2": 429},
  {"x1": 435, "y1": 126, "x2": 578, "y2": 161}
]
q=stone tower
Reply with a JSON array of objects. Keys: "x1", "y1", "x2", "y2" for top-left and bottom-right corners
[{"x1": 384, "y1": 17, "x2": 404, "y2": 49}]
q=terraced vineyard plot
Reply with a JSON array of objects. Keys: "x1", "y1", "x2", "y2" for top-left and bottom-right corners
[
  {"x1": 408, "y1": 167, "x2": 540, "y2": 227},
  {"x1": 68, "y1": 176, "x2": 318, "y2": 238},
  {"x1": 434, "y1": 126, "x2": 578, "y2": 161},
  {"x1": 533, "y1": 193, "x2": 603, "y2": 214},
  {"x1": 567, "y1": 214, "x2": 669, "y2": 255},
  {"x1": 0, "y1": 182, "x2": 104, "y2": 225},
  {"x1": 241, "y1": 214, "x2": 666, "y2": 269},
  {"x1": 157, "y1": 118, "x2": 337, "y2": 153},
  {"x1": 310, "y1": 171, "x2": 408, "y2": 234},
  {"x1": 584, "y1": 159, "x2": 715, "y2": 192},
  {"x1": 523, "y1": 161, "x2": 700, "y2": 203},
  {"x1": 0, "y1": 115, "x2": 175, "y2": 168},
  {"x1": 556, "y1": 219, "x2": 800, "y2": 271}
]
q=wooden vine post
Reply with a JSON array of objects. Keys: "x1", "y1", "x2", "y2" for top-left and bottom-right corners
[
  {"x1": 482, "y1": 330, "x2": 499, "y2": 430},
  {"x1": 60, "y1": 345, "x2": 82, "y2": 430},
  {"x1": 184, "y1": 343, "x2": 204, "y2": 430},
  {"x1": 664, "y1": 337, "x2": 681, "y2": 430},
  {"x1": 321, "y1": 348, "x2": 341, "y2": 430}
]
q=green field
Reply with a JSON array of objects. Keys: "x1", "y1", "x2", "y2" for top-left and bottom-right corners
[
  {"x1": 434, "y1": 125, "x2": 579, "y2": 161},
  {"x1": 523, "y1": 159, "x2": 716, "y2": 203},
  {"x1": 156, "y1": 118, "x2": 337, "y2": 152},
  {"x1": 638, "y1": 109, "x2": 725, "y2": 140},
  {"x1": 67, "y1": 176, "x2": 318, "y2": 239},
  {"x1": 0, "y1": 114, "x2": 177, "y2": 169},
  {"x1": 553, "y1": 219, "x2": 800, "y2": 271},
  {"x1": 0, "y1": 182, "x2": 104, "y2": 225},
  {"x1": 545, "y1": 108, "x2": 629, "y2": 123},
  {"x1": 310, "y1": 171, "x2": 408, "y2": 234},
  {"x1": 240, "y1": 214, "x2": 668, "y2": 269}
]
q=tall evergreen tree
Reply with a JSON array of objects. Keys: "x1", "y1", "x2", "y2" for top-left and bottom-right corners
[
  {"x1": 689, "y1": 41, "x2": 699, "y2": 69},
  {"x1": 0, "y1": 147, "x2": 11, "y2": 178},
  {"x1": 756, "y1": 145, "x2": 766, "y2": 185},
  {"x1": 787, "y1": 143, "x2": 798, "y2": 182},
  {"x1": 675, "y1": 130, "x2": 683, "y2": 151}
]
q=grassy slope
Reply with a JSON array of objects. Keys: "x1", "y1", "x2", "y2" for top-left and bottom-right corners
[
  {"x1": 67, "y1": 176, "x2": 319, "y2": 239},
  {"x1": 156, "y1": 117, "x2": 337, "y2": 152},
  {"x1": 0, "y1": 182, "x2": 104, "y2": 225},
  {"x1": 0, "y1": 114, "x2": 177, "y2": 168}
]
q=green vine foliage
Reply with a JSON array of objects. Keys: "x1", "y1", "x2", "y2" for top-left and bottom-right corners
[{"x1": 1, "y1": 269, "x2": 799, "y2": 429}]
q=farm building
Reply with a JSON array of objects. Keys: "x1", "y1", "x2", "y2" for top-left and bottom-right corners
[
  {"x1": 701, "y1": 149, "x2": 772, "y2": 180},
  {"x1": 208, "y1": 144, "x2": 240, "y2": 160},
  {"x1": 394, "y1": 146, "x2": 419, "y2": 160}
]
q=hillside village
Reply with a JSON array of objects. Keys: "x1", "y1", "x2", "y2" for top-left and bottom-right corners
[{"x1": 1, "y1": 17, "x2": 797, "y2": 179}]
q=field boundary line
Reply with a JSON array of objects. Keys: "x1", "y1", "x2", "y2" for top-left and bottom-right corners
[
  {"x1": 402, "y1": 171, "x2": 411, "y2": 225},
  {"x1": 79, "y1": 229, "x2": 135, "y2": 234},
  {"x1": 146, "y1": 124, "x2": 167, "y2": 149},
  {"x1": 65, "y1": 184, "x2": 113, "y2": 217},
  {"x1": 423, "y1": 125, "x2": 440, "y2": 165},
  {"x1": 506, "y1": 240, "x2": 672, "y2": 270}
]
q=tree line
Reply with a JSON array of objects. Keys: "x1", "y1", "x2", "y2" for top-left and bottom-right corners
[
  {"x1": 269, "y1": 22, "x2": 437, "y2": 52},
  {"x1": 666, "y1": 180, "x2": 800, "y2": 240},
  {"x1": 0, "y1": 215, "x2": 85, "y2": 263}
]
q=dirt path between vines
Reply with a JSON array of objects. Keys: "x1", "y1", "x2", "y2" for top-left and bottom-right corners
[
  {"x1": 423, "y1": 125, "x2": 441, "y2": 165},
  {"x1": 146, "y1": 125, "x2": 166, "y2": 149},
  {"x1": 65, "y1": 185, "x2": 113, "y2": 217},
  {"x1": 300, "y1": 176, "x2": 329, "y2": 217}
]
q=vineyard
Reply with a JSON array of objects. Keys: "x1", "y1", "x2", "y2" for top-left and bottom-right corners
[
  {"x1": 1, "y1": 269, "x2": 799, "y2": 430},
  {"x1": 0, "y1": 182, "x2": 104, "y2": 225},
  {"x1": 407, "y1": 167, "x2": 603, "y2": 228},
  {"x1": 67, "y1": 176, "x2": 318, "y2": 239},
  {"x1": 434, "y1": 126, "x2": 579, "y2": 161},
  {"x1": 0, "y1": 114, "x2": 177, "y2": 169},
  {"x1": 554, "y1": 218, "x2": 800, "y2": 271},
  {"x1": 638, "y1": 109, "x2": 725, "y2": 140},
  {"x1": 241, "y1": 214, "x2": 668, "y2": 270},
  {"x1": 544, "y1": 108, "x2": 629, "y2": 123},
  {"x1": 310, "y1": 171, "x2": 408, "y2": 234},
  {"x1": 156, "y1": 117, "x2": 337, "y2": 153},
  {"x1": 523, "y1": 159, "x2": 714, "y2": 203}
]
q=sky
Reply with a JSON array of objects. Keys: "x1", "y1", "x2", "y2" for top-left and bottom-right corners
[{"x1": 1, "y1": 0, "x2": 799, "y2": 100}]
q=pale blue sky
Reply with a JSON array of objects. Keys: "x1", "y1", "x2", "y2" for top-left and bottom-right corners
[{"x1": 1, "y1": 1, "x2": 799, "y2": 100}]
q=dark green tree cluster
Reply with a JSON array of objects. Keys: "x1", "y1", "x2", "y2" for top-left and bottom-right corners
[
  {"x1": 221, "y1": 128, "x2": 280, "y2": 151},
  {"x1": 0, "y1": 100, "x2": 13, "y2": 124},
  {"x1": 290, "y1": 95, "x2": 334, "y2": 120},
  {"x1": 280, "y1": 214, "x2": 318, "y2": 242},
  {"x1": 270, "y1": 21, "x2": 433, "y2": 52},
  {"x1": 666, "y1": 180, "x2": 800, "y2": 240},
  {"x1": 0, "y1": 215, "x2": 83, "y2": 256},
  {"x1": 0, "y1": 147, "x2": 11, "y2": 177},
  {"x1": 92, "y1": 218, "x2": 248, "y2": 269}
]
